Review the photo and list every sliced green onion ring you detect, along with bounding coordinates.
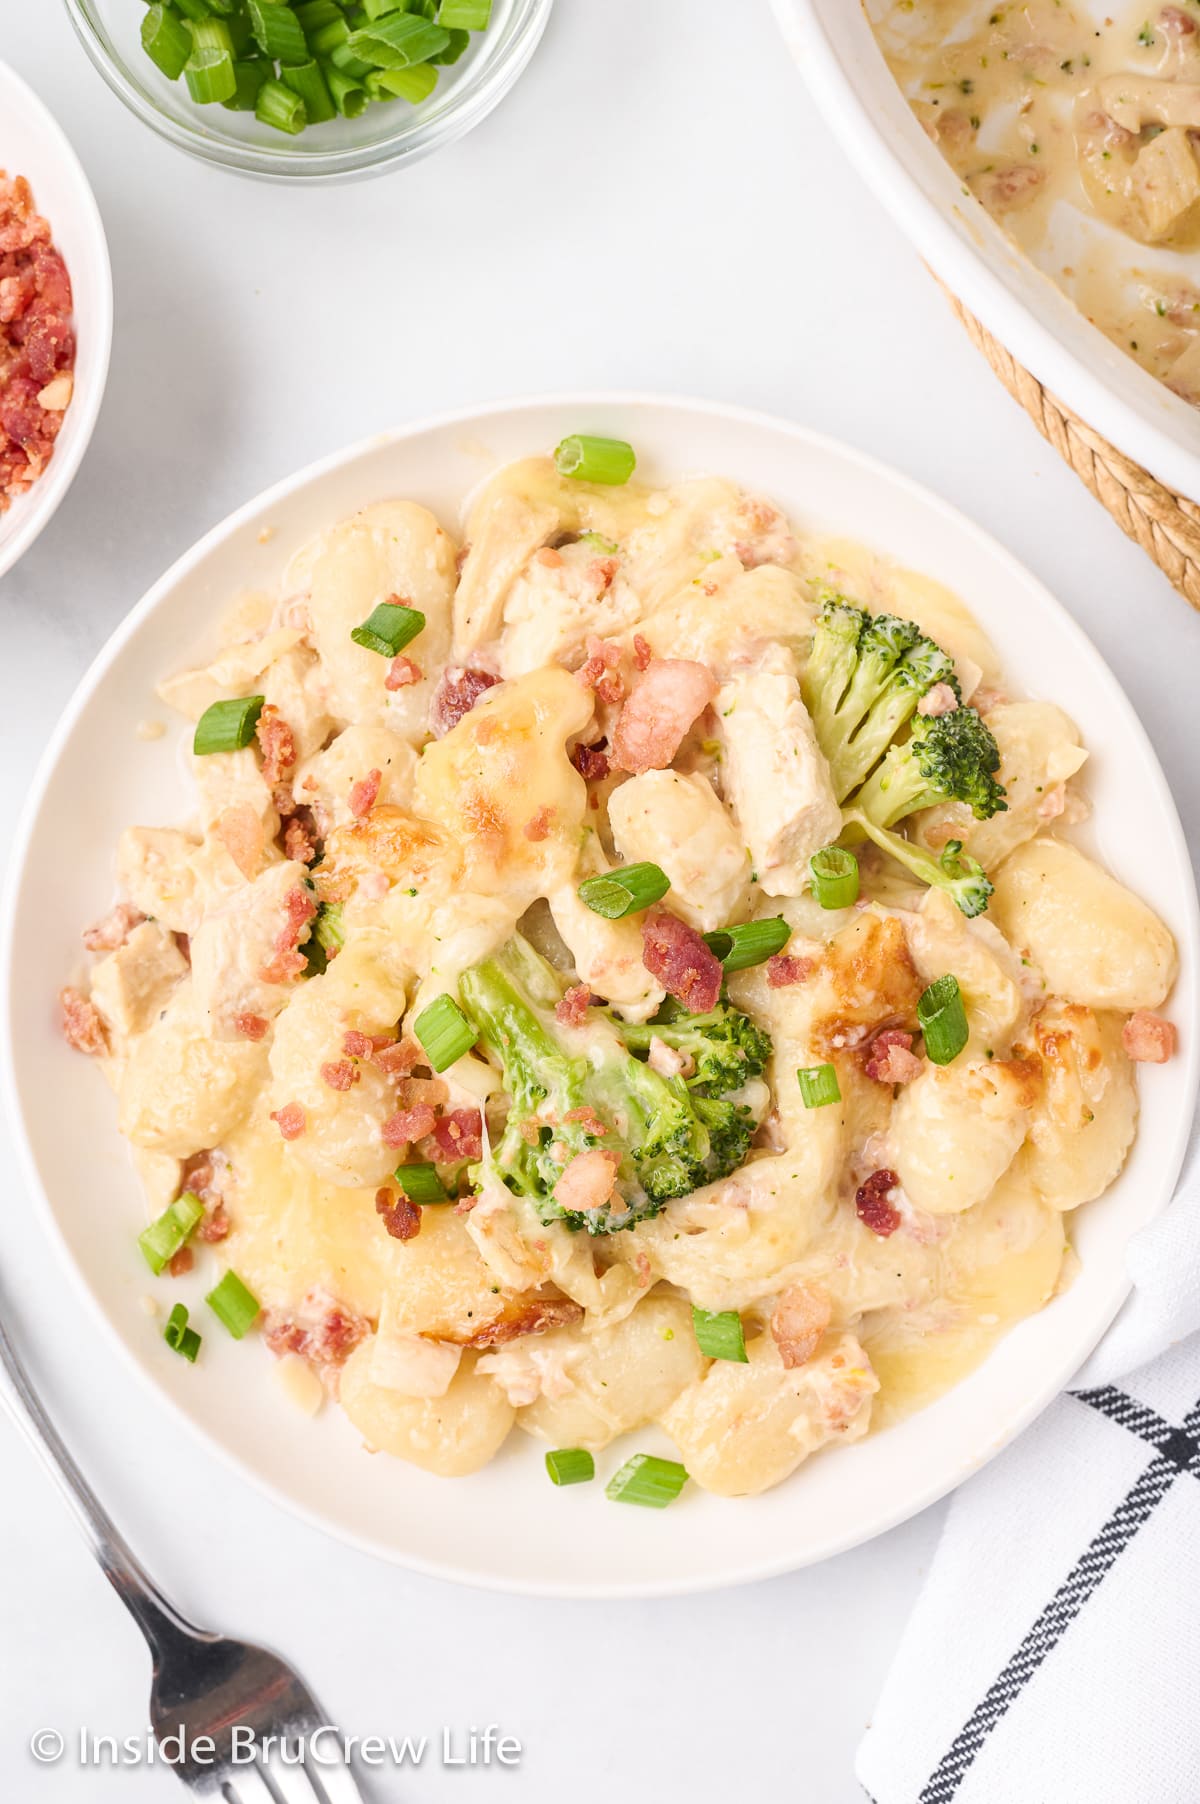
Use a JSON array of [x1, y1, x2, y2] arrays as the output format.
[[193, 694, 265, 756], [439, 0, 492, 26], [702, 917, 790, 973], [554, 435, 637, 486], [141, 6, 193, 79], [578, 862, 669, 920], [797, 1063, 841, 1109], [350, 600, 425, 658], [138, 1193, 205, 1276], [256, 75, 307, 132], [413, 994, 476, 1072], [691, 1306, 749, 1363], [346, 15, 451, 65], [164, 1304, 201, 1363], [206, 1270, 261, 1340], [185, 46, 237, 104], [395, 1162, 448, 1204], [918, 974, 969, 1066], [545, 1448, 595, 1486], [606, 1453, 689, 1508], [282, 58, 336, 123], [809, 845, 859, 909]]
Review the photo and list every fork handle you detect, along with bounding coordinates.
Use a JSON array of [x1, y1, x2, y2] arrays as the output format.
[[0, 1309, 202, 1656]]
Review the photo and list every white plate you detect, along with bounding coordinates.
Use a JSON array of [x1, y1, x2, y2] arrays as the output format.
[[771, 0, 1200, 507], [3, 395, 1196, 1596], [0, 61, 112, 583]]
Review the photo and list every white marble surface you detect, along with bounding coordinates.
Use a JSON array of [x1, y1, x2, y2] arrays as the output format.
[[1, 1, 1197, 1798]]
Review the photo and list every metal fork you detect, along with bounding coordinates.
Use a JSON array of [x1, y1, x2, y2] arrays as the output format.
[[0, 1310, 366, 1803]]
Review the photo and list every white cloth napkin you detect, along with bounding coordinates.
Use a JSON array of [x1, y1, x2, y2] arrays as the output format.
[[857, 1109, 1200, 1804]]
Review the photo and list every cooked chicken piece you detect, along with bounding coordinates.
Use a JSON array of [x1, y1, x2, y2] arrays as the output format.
[[190, 861, 316, 1040], [89, 921, 189, 1041], [453, 490, 560, 655], [1097, 74, 1200, 134], [116, 826, 202, 934], [497, 540, 642, 679], [1132, 126, 1200, 239]]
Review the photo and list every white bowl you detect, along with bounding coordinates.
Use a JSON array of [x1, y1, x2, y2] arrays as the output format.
[[0, 60, 111, 582], [3, 395, 1196, 1596], [771, 0, 1200, 506]]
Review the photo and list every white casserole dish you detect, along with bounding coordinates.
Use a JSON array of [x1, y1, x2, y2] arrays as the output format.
[[771, 0, 1200, 506], [3, 394, 1196, 1596]]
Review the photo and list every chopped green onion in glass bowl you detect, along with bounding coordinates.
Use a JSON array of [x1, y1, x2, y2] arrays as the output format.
[[64, 0, 552, 182]]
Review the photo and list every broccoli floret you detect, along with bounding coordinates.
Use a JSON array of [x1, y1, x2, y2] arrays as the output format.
[[801, 594, 960, 803], [617, 1006, 772, 1096], [458, 937, 771, 1235], [852, 706, 1007, 828], [841, 812, 994, 918]]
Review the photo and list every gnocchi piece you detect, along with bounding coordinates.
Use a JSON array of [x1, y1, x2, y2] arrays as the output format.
[[115, 827, 202, 935], [634, 563, 813, 673], [497, 539, 644, 679], [89, 921, 189, 1041], [903, 888, 1026, 1057], [155, 627, 304, 722], [658, 1331, 878, 1496], [190, 861, 316, 1040], [1021, 1001, 1138, 1211], [918, 701, 1088, 872], [607, 769, 750, 932], [547, 862, 665, 1023], [891, 1057, 1038, 1216], [293, 723, 417, 834], [118, 981, 269, 1157], [340, 1344, 515, 1476], [990, 838, 1178, 1012]]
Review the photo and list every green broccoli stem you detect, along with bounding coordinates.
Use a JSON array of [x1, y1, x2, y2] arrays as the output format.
[[851, 744, 939, 830], [841, 808, 993, 918]]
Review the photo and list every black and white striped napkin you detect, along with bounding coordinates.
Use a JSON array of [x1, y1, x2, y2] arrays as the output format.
[[858, 1112, 1200, 1804]]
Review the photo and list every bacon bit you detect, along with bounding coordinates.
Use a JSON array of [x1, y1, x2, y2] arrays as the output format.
[[767, 953, 814, 988], [373, 1036, 422, 1077], [462, 1295, 585, 1349], [1161, 6, 1196, 38], [217, 802, 265, 881], [647, 1035, 694, 1078], [641, 909, 723, 1013], [375, 1186, 421, 1241], [257, 884, 318, 985], [632, 633, 653, 672], [1037, 784, 1067, 821], [975, 163, 1043, 213], [60, 986, 108, 1055], [523, 805, 555, 842], [570, 739, 610, 781], [555, 984, 591, 1028], [197, 1202, 230, 1244], [611, 658, 717, 774], [234, 1012, 270, 1042], [342, 1030, 375, 1060], [433, 1109, 483, 1162], [381, 1104, 438, 1149], [553, 1148, 620, 1215], [82, 902, 144, 952], [770, 1284, 832, 1370], [430, 667, 499, 737], [384, 653, 422, 690], [283, 814, 317, 866], [1122, 1011, 1177, 1064], [534, 546, 563, 568], [864, 1028, 923, 1085], [855, 1169, 901, 1238], [263, 1295, 367, 1369], [349, 767, 382, 820], [270, 1102, 307, 1141], [255, 703, 296, 788], [168, 1246, 194, 1278], [917, 682, 959, 719], [179, 1150, 224, 1207], [564, 1105, 609, 1135], [0, 176, 74, 509], [576, 634, 625, 705], [320, 1060, 358, 1092]]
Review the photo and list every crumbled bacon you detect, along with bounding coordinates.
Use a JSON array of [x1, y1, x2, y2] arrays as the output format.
[[384, 654, 422, 690], [1161, 6, 1196, 38], [767, 953, 814, 988], [974, 163, 1044, 213], [373, 1036, 422, 1077], [342, 1030, 375, 1060], [197, 1202, 230, 1244], [375, 1186, 421, 1241], [0, 175, 74, 509], [264, 1293, 367, 1369], [432, 1109, 483, 1162], [168, 1246, 194, 1278], [632, 633, 652, 671], [82, 902, 144, 952], [564, 1105, 609, 1135], [257, 885, 317, 985], [320, 1060, 358, 1092], [641, 909, 723, 1013], [234, 1013, 270, 1042], [255, 703, 296, 788], [917, 682, 959, 719], [381, 1104, 438, 1149], [60, 986, 107, 1055], [283, 814, 317, 866], [553, 1148, 620, 1215], [576, 635, 625, 705], [524, 805, 555, 842], [348, 767, 382, 820], [463, 1295, 585, 1349], [855, 1169, 901, 1237], [570, 740, 610, 781], [270, 1102, 307, 1140], [555, 984, 591, 1028], [647, 1035, 693, 1078], [534, 546, 563, 568], [770, 1284, 832, 1370], [1122, 1011, 1177, 1064], [430, 666, 498, 737], [864, 1028, 922, 1085], [588, 555, 619, 592], [611, 658, 717, 773], [179, 1150, 226, 1208]]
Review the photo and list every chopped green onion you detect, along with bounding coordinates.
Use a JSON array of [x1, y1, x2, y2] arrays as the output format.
[[256, 76, 308, 131], [362, 0, 406, 16], [248, 0, 310, 62], [413, 994, 476, 1071], [330, 38, 374, 75], [918, 974, 969, 1066], [174, 0, 213, 21], [193, 694, 265, 755], [282, 57, 336, 121], [702, 916, 790, 973], [185, 45, 237, 103], [205, 1270, 261, 1340], [691, 1306, 748, 1363], [295, 0, 344, 29], [367, 63, 438, 100], [323, 59, 369, 113], [164, 1303, 201, 1363], [395, 1162, 447, 1203], [350, 601, 425, 657], [347, 15, 451, 64], [431, 27, 469, 63], [578, 862, 669, 920], [439, 0, 492, 26], [606, 1453, 689, 1509], [223, 57, 270, 109], [578, 530, 619, 554], [225, 9, 255, 57], [554, 435, 637, 486], [138, 1193, 205, 1276], [308, 15, 351, 56], [188, 16, 235, 57], [545, 1448, 594, 1486], [809, 845, 859, 909], [141, 6, 193, 79], [797, 1063, 841, 1108]]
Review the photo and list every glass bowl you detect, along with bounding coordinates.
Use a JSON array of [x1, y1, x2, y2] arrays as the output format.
[[63, 0, 552, 182]]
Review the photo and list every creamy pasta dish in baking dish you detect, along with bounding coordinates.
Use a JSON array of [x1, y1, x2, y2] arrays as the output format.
[[872, 0, 1200, 405], [60, 440, 1179, 1501]]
